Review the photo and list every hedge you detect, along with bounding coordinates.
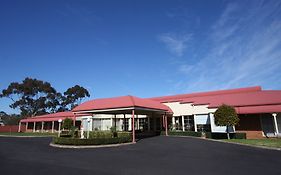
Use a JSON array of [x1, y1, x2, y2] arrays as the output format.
[[88, 131, 113, 139], [205, 132, 246, 139], [53, 136, 132, 145], [161, 131, 202, 137], [87, 131, 131, 139]]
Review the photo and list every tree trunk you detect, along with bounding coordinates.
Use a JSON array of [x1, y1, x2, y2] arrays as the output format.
[[226, 125, 230, 139]]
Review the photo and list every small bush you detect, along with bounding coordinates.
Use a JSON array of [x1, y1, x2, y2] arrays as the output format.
[[62, 118, 73, 130], [117, 132, 131, 138], [233, 132, 246, 139], [162, 131, 202, 137], [88, 131, 113, 139], [205, 132, 246, 139], [53, 136, 132, 145]]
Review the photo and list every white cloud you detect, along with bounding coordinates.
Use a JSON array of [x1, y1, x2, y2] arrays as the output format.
[[158, 33, 192, 57], [174, 0, 281, 92]]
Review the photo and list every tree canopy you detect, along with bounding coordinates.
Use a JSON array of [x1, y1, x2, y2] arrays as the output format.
[[0, 111, 22, 125], [0, 78, 59, 117], [214, 104, 239, 139], [62, 85, 90, 110], [0, 77, 91, 117], [214, 104, 239, 127]]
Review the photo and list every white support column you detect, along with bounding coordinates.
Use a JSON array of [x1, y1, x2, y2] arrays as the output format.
[[148, 116, 151, 131], [41, 122, 44, 133], [51, 121, 54, 133], [33, 122, 36, 132], [172, 116, 175, 130], [25, 122, 28, 131], [194, 115, 197, 132], [273, 113, 279, 134], [18, 122, 21, 132], [128, 117, 132, 131], [182, 116, 185, 131], [110, 117, 113, 129]]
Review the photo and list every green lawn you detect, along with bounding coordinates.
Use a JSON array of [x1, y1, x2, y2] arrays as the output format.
[[0, 132, 57, 137], [224, 139, 281, 148]]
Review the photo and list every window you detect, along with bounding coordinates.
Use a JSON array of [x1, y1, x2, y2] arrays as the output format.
[[93, 119, 101, 131], [184, 115, 194, 131], [197, 124, 211, 132], [123, 118, 129, 131], [138, 118, 148, 131]]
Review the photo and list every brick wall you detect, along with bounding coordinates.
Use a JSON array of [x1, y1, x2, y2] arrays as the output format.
[[236, 114, 264, 139], [0, 125, 26, 132]]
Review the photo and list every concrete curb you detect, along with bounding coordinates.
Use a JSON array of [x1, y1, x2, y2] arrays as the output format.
[[49, 142, 135, 149], [166, 135, 281, 151]]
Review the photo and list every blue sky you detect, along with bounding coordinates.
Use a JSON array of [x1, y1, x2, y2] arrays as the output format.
[[1, 0, 281, 114]]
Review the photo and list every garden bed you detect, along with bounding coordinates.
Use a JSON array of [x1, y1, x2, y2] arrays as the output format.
[[205, 132, 246, 139], [53, 131, 132, 146], [53, 136, 132, 145]]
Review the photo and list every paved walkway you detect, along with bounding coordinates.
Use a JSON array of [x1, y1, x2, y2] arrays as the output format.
[[1, 136, 281, 175]]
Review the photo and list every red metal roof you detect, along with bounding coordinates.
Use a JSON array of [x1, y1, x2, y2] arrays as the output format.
[[149, 86, 262, 103], [149, 86, 281, 114], [235, 105, 281, 114], [72, 95, 172, 113], [184, 90, 281, 108], [20, 111, 86, 123]]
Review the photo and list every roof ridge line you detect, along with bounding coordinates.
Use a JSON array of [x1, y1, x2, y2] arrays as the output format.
[[128, 95, 136, 107]]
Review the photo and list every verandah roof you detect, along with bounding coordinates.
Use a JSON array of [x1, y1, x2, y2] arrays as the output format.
[[72, 95, 173, 114], [20, 112, 86, 122]]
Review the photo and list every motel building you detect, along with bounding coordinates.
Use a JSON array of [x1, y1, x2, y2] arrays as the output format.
[[19, 86, 281, 139]]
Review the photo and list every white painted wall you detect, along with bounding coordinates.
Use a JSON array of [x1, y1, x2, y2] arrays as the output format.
[[209, 113, 234, 133], [163, 101, 236, 133], [163, 102, 194, 116], [163, 102, 216, 116]]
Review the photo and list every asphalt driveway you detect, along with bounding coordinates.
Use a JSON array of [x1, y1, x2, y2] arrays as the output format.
[[0, 136, 281, 175]]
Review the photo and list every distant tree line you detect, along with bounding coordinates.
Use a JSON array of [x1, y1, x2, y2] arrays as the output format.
[[0, 77, 91, 123]]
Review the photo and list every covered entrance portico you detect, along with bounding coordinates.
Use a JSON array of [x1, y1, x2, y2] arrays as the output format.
[[72, 95, 173, 143]]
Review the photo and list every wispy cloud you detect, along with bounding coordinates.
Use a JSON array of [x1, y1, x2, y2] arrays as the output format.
[[172, 0, 281, 92], [158, 33, 192, 57]]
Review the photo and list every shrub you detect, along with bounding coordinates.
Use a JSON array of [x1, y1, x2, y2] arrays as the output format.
[[52, 136, 132, 145], [110, 126, 118, 138], [117, 132, 131, 138], [69, 126, 79, 138], [205, 132, 246, 139], [162, 131, 202, 137], [62, 118, 73, 130], [88, 131, 113, 139], [233, 132, 246, 139]]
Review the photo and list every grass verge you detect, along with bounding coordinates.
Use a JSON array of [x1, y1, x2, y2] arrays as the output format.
[[0, 132, 56, 137], [223, 139, 281, 148]]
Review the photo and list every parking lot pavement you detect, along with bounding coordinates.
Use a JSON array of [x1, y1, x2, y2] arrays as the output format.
[[1, 136, 281, 175]]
